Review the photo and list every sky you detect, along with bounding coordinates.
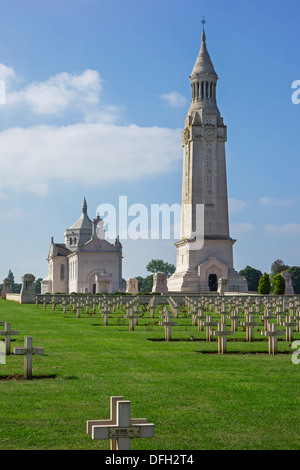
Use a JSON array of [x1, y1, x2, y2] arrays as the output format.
[[0, 0, 299, 284]]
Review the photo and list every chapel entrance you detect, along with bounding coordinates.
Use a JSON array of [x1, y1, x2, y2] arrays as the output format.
[[208, 274, 218, 292]]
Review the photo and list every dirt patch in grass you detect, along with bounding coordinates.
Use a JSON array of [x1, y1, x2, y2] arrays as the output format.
[[0, 374, 58, 381]]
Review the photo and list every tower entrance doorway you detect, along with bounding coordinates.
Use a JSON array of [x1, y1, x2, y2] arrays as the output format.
[[208, 274, 218, 292]]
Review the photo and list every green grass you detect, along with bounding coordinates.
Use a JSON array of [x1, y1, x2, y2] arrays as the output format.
[[0, 298, 299, 450]]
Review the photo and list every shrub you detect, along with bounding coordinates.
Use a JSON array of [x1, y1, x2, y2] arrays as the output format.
[[273, 273, 285, 295], [258, 273, 271, 295]]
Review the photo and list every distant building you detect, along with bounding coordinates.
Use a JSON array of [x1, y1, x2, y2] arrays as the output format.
[[41, 198, 123, 294]]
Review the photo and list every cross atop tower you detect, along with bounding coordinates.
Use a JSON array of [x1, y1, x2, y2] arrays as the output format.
[[201, 16, 207, 30]]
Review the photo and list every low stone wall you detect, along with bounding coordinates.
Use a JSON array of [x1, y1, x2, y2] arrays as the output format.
[[5, 293, 22, 303]]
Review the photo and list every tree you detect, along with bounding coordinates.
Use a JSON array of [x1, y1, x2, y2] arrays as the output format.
[[146, 259, 175, 277], [258, 273, 271, 295], [273, 273, 285, 295], [270, 259, 290, 289], [288, 266, 300, 294], [7, 269, 14, 286], [239, 266, 263, 292], [35, 278, 43, 294], [271, 259, 290, 276], [135, 275, 154, 293]]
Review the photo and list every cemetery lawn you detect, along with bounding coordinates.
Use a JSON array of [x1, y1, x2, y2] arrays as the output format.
[[0, 298, 299, 450]]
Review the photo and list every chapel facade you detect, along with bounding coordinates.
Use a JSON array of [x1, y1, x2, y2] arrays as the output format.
[[41, 198, 123, 294]]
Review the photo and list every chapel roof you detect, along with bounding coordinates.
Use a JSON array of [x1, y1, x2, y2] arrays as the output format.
[[69, 197, 92, 231]]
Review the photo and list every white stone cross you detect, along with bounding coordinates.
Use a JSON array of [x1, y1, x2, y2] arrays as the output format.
[[228, 311, 241, 331], [90, 397, 154, 450], [213, 322, 234, 354], [159, 312, 177, 342], [87, 396, 148, 450], [241, 314, 259, 342], [0, 340, 5, 365], [125, 310, 140, 331], [260, 310, 274, 330], [294, 311, 300, 333], [0, 322, 19, 355], [194, 310, 206, 332], [102, 310, 109, 326], [14, 336, 44, 379], [203, 315, 218, 342], [261, 323, 284, 355], [282, 316, 297, 342]]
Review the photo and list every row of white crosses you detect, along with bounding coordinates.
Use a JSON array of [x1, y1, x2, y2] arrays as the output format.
[[87, 396, 154, 450], [0, 321, 43, 379], [181, 295, 300, 354]]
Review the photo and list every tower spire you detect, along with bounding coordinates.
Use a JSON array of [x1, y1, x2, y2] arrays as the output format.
[[82, 197, 87, 214]]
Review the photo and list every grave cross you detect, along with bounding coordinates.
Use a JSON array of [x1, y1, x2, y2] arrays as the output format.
[[260, 310, 274, 330], [91, 397, 154, 450], [241, 314, 259, 342], [87, 396, 148, 450], [282, 316, 297, 342], [0, 322, 19, 355], [102, 310, 109, 326], [14, 336, 44, 379], [125, 309, 139, 331], [0, 340, 5, 364], [228, 311, 241, 331], [294, 311, 300, 333], [194, 310, 206, 332], [213, 323, 234, 354], [261, 323, 284, 355], [203, 315, 218, 342], [159, 313, 177, 342]]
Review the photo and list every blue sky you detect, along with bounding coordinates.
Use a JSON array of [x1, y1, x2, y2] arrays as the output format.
[[0, 0, 299, 283]]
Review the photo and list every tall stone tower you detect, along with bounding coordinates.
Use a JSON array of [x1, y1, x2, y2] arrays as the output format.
[[167, 27, 248, 293]]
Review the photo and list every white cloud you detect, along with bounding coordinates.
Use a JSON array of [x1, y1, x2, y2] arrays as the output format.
[[7, 69, 103, 116], [0, 65, 182, 196], [160, 91, 188, 107], [229, 198, 246, 213], [263, 224, 300, 235], [260, 197, 293, 207], [0, 64, 18, 85], [0, 123, 182, 196], [231, 222, 254, 234]]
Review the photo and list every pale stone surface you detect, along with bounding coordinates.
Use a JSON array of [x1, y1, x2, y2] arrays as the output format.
[[0, 322, 19, 355], [90, 397, 154, 450], [1, 278, 13, 299], [20, 274, 36, 304], [261, 323, 284, 355], [126, 278, 139, 294], [14, 336, 44, 379], [41, 199, 123, 294], [168, 29, 248, 294], [218, 277, 229, 294], [152, 272, 168, 294], [281, 272, 294, 295]]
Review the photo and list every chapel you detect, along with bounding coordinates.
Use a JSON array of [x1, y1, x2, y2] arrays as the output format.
[[41, 198, 123, 294]]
